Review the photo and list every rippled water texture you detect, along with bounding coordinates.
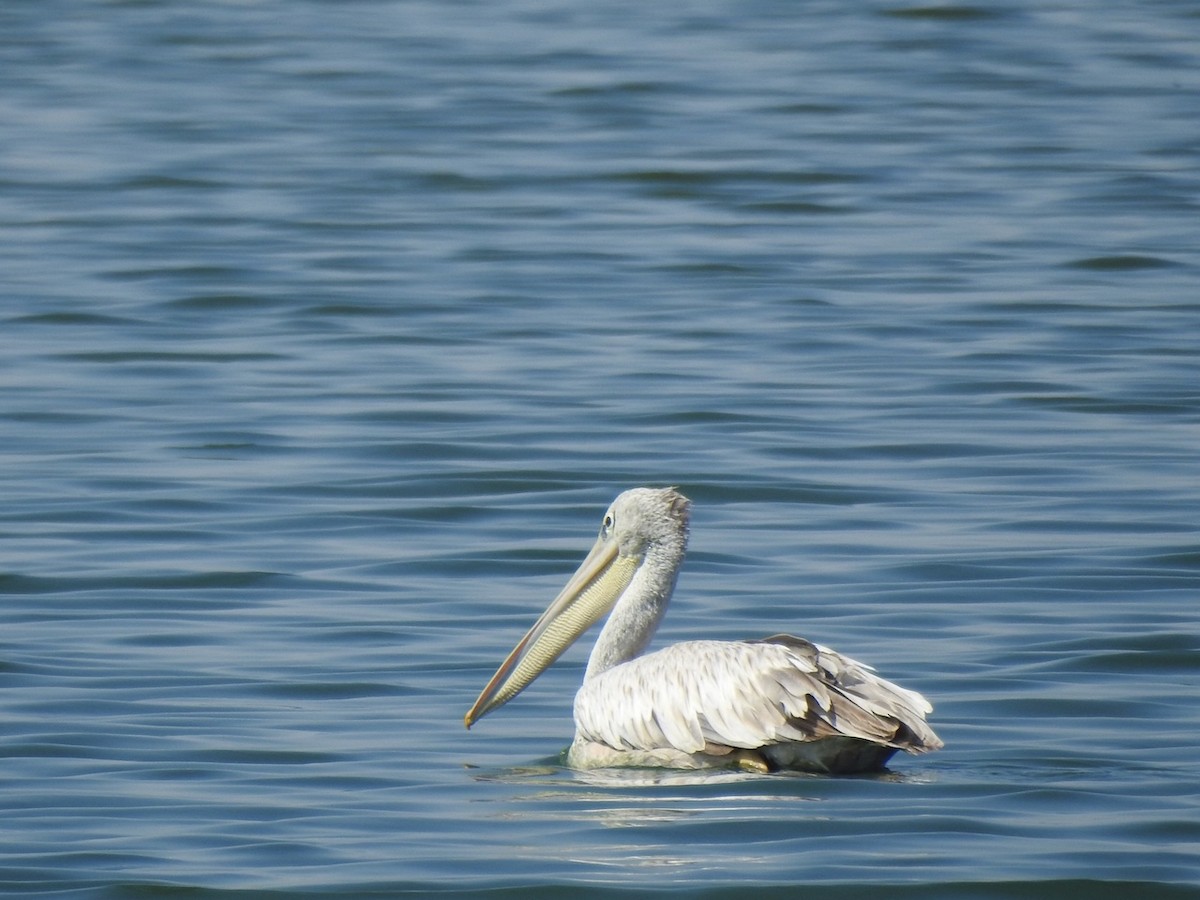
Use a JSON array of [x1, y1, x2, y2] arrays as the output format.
[[2, 1, 1199, 897]]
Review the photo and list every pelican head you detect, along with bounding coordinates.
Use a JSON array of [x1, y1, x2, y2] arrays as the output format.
[[464, 487, 691, 728]]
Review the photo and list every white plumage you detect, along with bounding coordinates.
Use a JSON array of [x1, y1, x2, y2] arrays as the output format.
[[466, 487, 943, 774], [572, 637, 940, 772]]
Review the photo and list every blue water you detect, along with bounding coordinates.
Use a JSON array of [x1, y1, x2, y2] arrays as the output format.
[[3, 1, 1199, 897]]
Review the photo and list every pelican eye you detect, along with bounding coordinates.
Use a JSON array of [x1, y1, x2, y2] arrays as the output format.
[[601, 512, 614, 537]]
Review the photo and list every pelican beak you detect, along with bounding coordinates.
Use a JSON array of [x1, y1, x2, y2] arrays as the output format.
[[464, 532, 640, 728]]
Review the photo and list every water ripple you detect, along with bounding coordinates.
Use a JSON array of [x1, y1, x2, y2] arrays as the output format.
[[2, 0, 1199, 897]]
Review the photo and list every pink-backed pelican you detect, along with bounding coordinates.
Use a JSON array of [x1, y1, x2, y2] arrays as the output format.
[[464, 487, 943, 774]]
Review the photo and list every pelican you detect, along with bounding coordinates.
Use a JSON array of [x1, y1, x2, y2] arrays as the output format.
[[464, 487, 943, 774]]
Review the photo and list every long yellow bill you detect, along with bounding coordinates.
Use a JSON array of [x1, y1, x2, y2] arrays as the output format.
[[464, 535, 639, 728]]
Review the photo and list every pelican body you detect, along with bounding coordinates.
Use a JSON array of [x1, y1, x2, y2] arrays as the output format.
[[465, 488, 942, 774]]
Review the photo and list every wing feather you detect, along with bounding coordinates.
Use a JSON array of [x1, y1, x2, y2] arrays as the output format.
[[574, 637, 942, 756]]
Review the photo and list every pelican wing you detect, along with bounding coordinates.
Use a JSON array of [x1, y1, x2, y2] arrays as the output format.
[[573, 636, 942, 756]]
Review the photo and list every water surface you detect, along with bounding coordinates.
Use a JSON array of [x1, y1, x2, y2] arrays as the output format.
[[2, 1, 1199, 897]]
